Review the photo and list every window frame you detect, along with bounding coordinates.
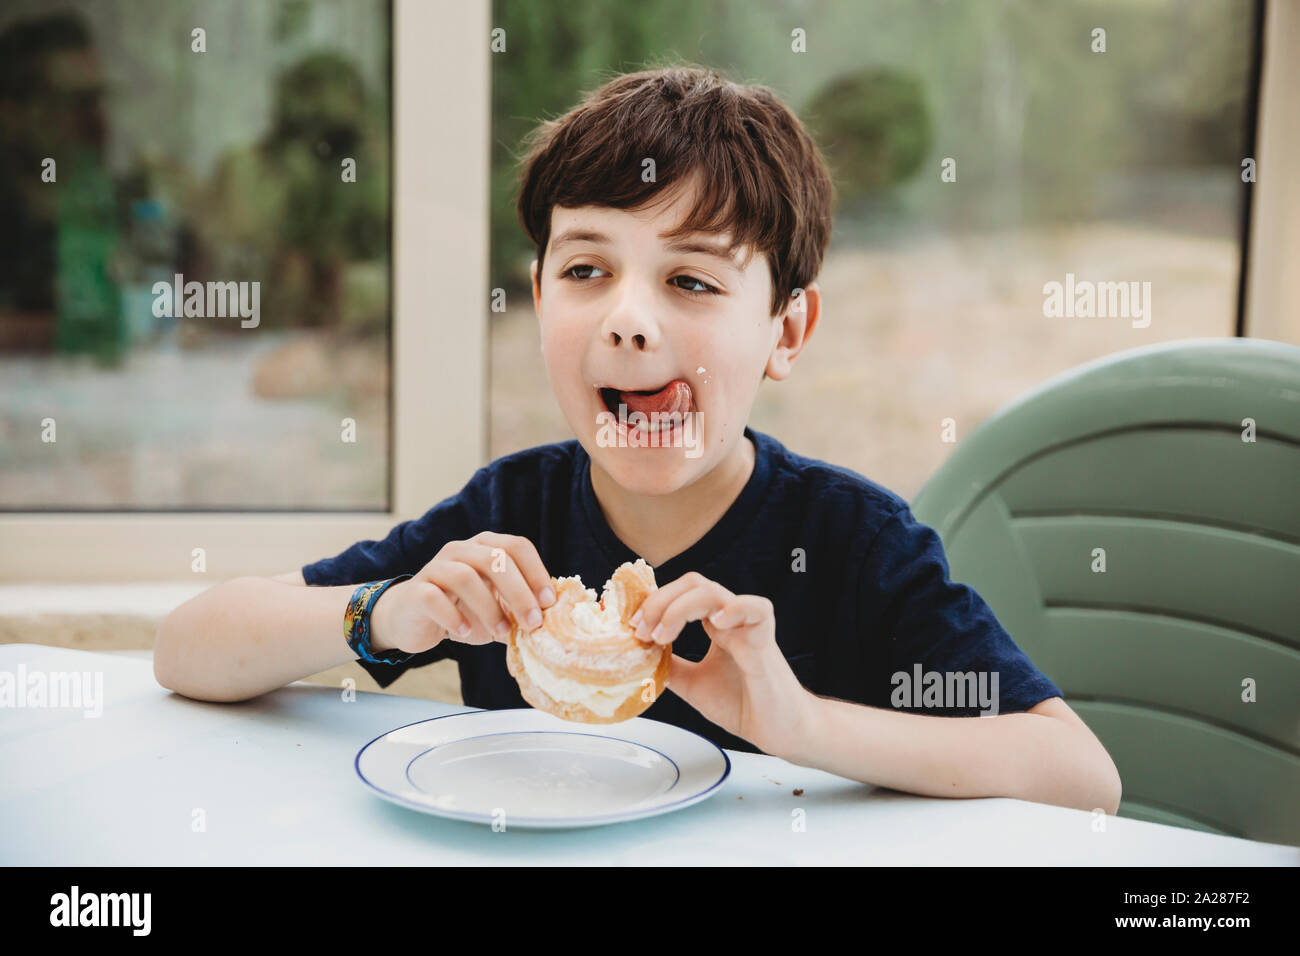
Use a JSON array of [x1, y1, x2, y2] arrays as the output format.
[[1243, 0, 1300, 342], [0, 0, 489, 582]]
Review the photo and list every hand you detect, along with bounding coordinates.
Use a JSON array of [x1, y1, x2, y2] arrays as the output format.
[[371, 532, 556, 655], [631, 571, 813, 758]]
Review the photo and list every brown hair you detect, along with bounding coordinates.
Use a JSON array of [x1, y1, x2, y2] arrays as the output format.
[[516, 64, 834, 318]]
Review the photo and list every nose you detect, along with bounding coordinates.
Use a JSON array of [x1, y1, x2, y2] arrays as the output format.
[[599, 283, 662, 351]]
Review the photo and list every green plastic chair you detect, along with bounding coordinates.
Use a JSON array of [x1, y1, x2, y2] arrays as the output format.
[[911, 337, 1300, 846]]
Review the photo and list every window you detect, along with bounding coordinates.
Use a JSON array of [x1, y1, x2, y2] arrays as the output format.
[[0, 0, 393, 510], [488, 0, 1273, 502], [0, 0, 488, 579]]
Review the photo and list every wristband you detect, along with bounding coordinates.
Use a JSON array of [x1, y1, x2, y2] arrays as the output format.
[[345, 574, 414, 664]]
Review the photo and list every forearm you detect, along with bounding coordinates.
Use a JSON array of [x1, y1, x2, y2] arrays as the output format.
[[153, 576, 360, 702], [783, 694, 1121, 814]]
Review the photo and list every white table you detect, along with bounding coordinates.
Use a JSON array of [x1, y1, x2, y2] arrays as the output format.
[[2, 644, 1296, 865]]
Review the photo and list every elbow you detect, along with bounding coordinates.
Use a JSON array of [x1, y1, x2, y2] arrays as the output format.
[[152, 608, 208, 698], [152, 597, 263, 704], [1098, 750, 1123, 817], [1068, 731, 1121, 816], [1022, 720, 1123, 816], [152, 579, 243, 700], [152, 613, 201, 697], [153, 616, 178, 691]]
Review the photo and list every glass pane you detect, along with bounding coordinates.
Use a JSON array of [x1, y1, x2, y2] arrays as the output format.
[[489, 0, 1255, 501], [0, 0, 392, 510]]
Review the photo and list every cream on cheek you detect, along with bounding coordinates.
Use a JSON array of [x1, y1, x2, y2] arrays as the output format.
[[695, 314, 767, 428]]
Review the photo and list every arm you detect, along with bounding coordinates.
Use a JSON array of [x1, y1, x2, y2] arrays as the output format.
[[154, 530, 554, 703], [826, 505, 1121, 813], [631, 572, 1122, 815], [153, 570, 406, 703], [781, 692, 1122, 814], [155, 475, 527, 702]]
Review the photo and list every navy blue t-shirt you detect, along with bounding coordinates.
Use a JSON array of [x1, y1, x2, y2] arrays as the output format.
[[303, 426, 1063, 754]]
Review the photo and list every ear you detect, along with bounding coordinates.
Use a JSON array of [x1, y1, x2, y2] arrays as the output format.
[[530, 259, 541, 316], [764, 281, 821, 382]]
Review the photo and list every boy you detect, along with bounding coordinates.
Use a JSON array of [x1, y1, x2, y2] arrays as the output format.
[[155, 66, 1121, 815]]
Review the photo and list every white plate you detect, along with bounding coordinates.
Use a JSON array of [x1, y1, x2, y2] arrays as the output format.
[[355, 708, 731, 828]]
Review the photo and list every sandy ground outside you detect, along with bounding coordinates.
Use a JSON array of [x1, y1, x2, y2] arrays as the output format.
[[491, 222, 1238, 502], [0, 330, 388, 509]]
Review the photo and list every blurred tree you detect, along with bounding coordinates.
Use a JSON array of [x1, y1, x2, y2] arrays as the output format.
[[803, 68, 932, 211], [490, 0, 715, 300], [0, 10, 124, 360], [488, 0, 1252, 282], [201, 50, 389, 330]]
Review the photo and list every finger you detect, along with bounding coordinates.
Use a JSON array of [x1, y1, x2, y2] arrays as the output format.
[[475, 532, 555, 607], [427, 557, 513, 641], [459, 617, 500, 645], [444, 541, 541, 635], [418, 582, 472, 642], [480, 546, 544, 632], [631, 571, 710, 635], [640, 581, 734, 645], [706, 594, 771, 630], [446, 589, 500, 645]]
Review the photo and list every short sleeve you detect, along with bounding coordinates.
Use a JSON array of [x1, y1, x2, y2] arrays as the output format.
[[861, 504, 1063, 716], [302, 467, 489, 588], [301, 468, 490, 687]]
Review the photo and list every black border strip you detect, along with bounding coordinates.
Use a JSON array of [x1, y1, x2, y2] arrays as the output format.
[[385, 0, 395, 513], [1236, 0, 1267, 338]]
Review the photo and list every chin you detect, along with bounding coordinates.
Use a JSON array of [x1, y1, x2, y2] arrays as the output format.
[[570, 385, 712, 490], [591, 443, 702, 495]]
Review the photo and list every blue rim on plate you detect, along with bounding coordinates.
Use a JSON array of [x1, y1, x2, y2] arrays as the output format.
[[355, 709, 732, 828]]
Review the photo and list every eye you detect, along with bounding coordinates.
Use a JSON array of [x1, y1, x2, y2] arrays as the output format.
[[672, 274, 722, 297], [561, 263, 609, 282]]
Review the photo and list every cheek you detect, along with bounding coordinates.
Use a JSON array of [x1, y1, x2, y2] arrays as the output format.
[[699, 323, 765, 386], [539, 323, 587, 388]]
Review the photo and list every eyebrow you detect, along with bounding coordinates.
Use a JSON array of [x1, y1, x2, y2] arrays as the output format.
[[549, 228, 741, 269]]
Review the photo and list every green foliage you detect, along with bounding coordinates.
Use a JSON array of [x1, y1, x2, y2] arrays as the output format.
[[489, 0, 716, 294], [490, 0, 1252, 283], [803, 68, 932, 208]]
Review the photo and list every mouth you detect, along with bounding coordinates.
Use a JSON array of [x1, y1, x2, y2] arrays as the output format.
[[598, 380, 694, 413], [596, 379, 695, 435]]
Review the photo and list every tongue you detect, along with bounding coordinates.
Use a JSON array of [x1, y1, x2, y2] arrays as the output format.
[[619, 380, 692, 418]]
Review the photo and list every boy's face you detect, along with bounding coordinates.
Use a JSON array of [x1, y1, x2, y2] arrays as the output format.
[[530, 176, 810, 497]]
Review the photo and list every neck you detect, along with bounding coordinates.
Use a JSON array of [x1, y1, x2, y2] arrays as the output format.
[[589, 433, 756, 568]]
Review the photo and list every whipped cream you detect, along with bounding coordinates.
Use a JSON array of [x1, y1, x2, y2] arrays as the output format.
[[556, 567, 643, 639], [569, 592, 626, 638], [518, 642, 648, 718]]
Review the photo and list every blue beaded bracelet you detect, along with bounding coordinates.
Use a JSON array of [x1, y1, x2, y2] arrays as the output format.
[[344, 574, 414, 664]]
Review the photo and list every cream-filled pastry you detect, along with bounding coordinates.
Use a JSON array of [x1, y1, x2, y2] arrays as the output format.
[[503, 559, 668, 723]]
